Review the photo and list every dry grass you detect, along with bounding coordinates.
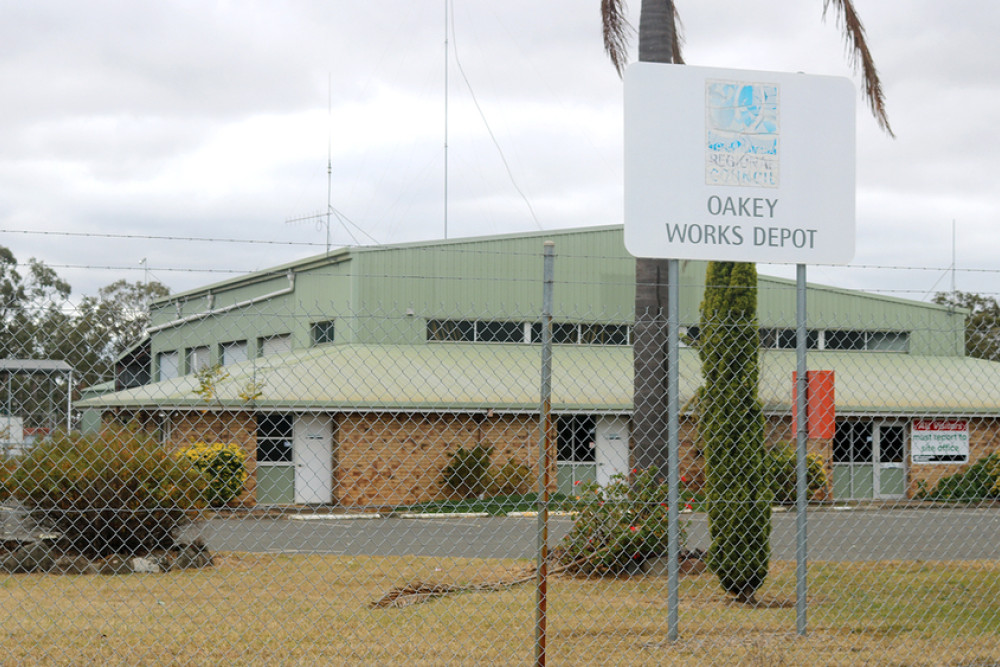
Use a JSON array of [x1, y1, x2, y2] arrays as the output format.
[[2, 555, 998, 665]]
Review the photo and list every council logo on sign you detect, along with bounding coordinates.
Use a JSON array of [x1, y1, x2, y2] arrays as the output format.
[[706, 80, 779, 189]]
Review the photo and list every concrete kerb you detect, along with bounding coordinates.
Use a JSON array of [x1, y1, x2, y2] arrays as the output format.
[[210, 499, 992, 522]]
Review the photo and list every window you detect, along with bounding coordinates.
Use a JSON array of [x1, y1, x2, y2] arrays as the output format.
[[557, 415, 596, 463], [311, 321, 335, 346], [186, 346, 210, 374], [824, 330, 908, 352], [478, 320, 524, 343], [531, 322, 632, 346], [427, 319, 474, 342], [158, 351, 179, 381], [428, 319, 633, 346], [759, 328, 820, 350], [580, 323, 629, 346], [685, 326, 908, 351], [221, 340, 248, 366], [550, 322, 580, 344], [833, 421, 873, 464], [682, 326, 700, 347], [867, 331, 908, 352], [260, 334, 292, 357], [825, 330, 867, 351], [256, 413, 293, 463]]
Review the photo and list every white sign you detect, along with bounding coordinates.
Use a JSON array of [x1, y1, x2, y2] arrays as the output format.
[[911, 420, 969, 464], [624, 62, 856, 263]]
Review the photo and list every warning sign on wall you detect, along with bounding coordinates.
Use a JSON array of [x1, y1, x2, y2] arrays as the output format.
[[911, 420, 969, 464]]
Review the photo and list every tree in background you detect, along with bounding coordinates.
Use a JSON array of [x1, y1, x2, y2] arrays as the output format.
[[75, 279, 171, 382], [0, 245, 169, 427], [1, 248, 73, 358], [933, 291, 1000, 361]]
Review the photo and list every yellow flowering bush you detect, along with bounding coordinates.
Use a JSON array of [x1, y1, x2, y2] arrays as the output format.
[[178, 441, 248, 506]]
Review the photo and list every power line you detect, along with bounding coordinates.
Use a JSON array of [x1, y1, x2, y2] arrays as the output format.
[[31, 263, 247, 275], [0, 228, 327, 247]]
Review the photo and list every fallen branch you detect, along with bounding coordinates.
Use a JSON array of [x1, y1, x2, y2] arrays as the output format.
[[369, 557, 586, 609]]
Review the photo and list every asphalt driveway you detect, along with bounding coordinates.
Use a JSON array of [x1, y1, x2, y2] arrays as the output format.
[[187, 506, 1000, 562]]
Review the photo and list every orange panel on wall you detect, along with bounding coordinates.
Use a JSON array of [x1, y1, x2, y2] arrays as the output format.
[[791, 370, 835, 439]]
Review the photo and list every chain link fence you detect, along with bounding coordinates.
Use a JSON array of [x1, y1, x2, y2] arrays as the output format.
[[2, 238, 999, 665]]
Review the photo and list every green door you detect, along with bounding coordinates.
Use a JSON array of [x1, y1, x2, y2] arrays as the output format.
[[833, 421, 874, 500]]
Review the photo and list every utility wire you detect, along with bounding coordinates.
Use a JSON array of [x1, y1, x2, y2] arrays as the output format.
[[449, 2, 542, 231], [0, 228, 328, 247]]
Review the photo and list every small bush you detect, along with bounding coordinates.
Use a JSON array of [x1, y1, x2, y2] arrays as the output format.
[[926, 452, 1000, 502], [0, 459, 17, 502], [489, 460, 534, 496], [441, 445, 493, 498], [766, 442, 829, 503], [177, 441, 248, 506], [5, 425, 208, 556], [559, 467, 690, 576]]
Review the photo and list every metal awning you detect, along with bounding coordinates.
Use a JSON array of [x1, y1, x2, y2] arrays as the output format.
[[0, 359, 74, 374]]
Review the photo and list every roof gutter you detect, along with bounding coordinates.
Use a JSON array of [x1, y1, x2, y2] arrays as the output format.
[[147, 270, 295, 334]]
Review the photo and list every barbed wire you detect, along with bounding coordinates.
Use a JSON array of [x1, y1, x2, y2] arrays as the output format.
[[4, 227, 1000, 275], [0, 228, 327, 247]]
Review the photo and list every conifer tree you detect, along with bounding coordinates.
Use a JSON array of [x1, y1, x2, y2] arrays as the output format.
[[698, 260, 770, 602]]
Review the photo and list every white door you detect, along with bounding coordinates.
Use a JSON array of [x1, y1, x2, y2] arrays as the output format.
[[293, 414, 333, 504], [595, 416, 630, 486]]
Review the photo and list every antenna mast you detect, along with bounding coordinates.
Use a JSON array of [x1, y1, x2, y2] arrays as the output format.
[[285, 74, 380, 251], [325, 72, 333, 254], [444, 0, 449, 239]]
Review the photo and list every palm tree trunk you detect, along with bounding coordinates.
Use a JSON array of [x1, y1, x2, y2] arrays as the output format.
[[638, 0, 676, 63], [632, 0, 674, 470]]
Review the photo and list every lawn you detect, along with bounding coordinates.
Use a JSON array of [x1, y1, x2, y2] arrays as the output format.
[[2, 555, 998, 665]]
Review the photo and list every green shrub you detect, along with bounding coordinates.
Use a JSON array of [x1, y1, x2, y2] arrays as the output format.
[[766, 442, 829, 503], [441, 445, 493, 498], [489, 460, 534, 496], [559, 467, 690, 576], [0, 458, 17, 501], [926, 452, 1000, 502], [177, 441, 248, 506], [5, 425, 208, 556]]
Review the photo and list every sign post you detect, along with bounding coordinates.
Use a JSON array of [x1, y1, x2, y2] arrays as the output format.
[[624, 62, 855, 639]]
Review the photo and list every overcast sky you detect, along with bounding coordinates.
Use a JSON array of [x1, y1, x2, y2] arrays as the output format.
[[2, 1, 998, 301]]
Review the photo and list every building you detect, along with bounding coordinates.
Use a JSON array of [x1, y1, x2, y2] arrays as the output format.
[[79, 226, 999, 506]]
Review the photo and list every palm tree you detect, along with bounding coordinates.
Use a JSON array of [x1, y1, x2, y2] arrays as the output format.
[[603, 0, 893, 599], [602, 0, 892, 133]]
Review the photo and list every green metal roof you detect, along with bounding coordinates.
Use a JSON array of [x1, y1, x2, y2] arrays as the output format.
[[78, 344, 1000, 416]]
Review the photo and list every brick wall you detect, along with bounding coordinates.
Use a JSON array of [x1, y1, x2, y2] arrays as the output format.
[[165, 410, 258, 506], [335, 412, 545, 507]]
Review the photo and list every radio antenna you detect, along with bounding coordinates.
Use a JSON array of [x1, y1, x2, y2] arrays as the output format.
[[286, 73, 378, 251]]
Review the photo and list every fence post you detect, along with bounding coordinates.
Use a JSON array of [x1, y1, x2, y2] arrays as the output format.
[[535, 241, 555, 666]]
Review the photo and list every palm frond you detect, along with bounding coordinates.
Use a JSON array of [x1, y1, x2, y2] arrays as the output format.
[[601, 0, 634, 76], [671, 5, 685, 65], [823, 0, 894, 137]]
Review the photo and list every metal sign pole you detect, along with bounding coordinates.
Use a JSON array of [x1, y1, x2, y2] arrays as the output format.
[[667, 259, 680, 641], [795, 263, 809, 635]]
